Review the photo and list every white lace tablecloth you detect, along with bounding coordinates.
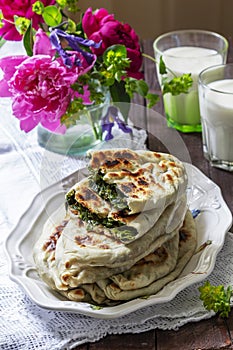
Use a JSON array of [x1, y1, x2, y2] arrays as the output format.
[[1, 98, 233, 350]]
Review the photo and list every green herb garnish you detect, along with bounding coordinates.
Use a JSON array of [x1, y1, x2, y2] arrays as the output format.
[[143, 54, 193, 97], [161, 73, 193, 96], [159, 56, 193, 96], [199, 281, 232, 318], [90, 304, 103, 310]]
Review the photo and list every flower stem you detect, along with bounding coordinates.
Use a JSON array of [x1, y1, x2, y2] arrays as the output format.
[[0, 37, 5, 48], [84, 110, 100, 140], [142, 53, 177, 77], [142, 52, 157, 63]]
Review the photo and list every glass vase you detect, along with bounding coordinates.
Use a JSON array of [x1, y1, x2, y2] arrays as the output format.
[[37, 93, 110, 156]]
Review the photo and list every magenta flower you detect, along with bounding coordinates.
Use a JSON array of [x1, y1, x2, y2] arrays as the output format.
[[0, 28, 99, 133], [6, 55, 78, 133], [82, 7, 143, 79], [0, 0, 55, 41]]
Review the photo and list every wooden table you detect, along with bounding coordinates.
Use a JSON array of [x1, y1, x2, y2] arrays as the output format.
[[75, 38, 233, 350]]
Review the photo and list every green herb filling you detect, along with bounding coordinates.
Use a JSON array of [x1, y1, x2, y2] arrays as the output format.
[[66, 189, 124, 228], [89, 169, 129, 212]]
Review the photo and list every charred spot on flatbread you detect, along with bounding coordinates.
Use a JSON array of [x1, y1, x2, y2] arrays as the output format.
[[89, 149, 139, 169], [43, 220, 68, 253]]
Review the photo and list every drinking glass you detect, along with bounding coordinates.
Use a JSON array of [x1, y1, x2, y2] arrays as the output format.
[[198, 63, 233, 171], [153, 30, 228, 132]]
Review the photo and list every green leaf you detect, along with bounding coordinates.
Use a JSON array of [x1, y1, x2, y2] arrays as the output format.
[[56, 0, 80, 13], [159, 56, 167, 75], [146, 93, 160, 108], [115, 70, 125, 82], [42, 6, 62, 27], [0, 10, 4, 29], [158, 56, 193, 96], [23, 23, 33, 56], [55, 0, 67, 9], [135, 79, 149, 97], [67, 18, 77, 33], [74, 15, 83, 34]]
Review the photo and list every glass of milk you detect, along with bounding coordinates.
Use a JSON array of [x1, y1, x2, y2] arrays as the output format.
[[198, 63, 233, 171], [153, 30, 228, 132]]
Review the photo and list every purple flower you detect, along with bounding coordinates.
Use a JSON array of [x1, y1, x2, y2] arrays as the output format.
[[49, 28, 101, 68], [34, 29, 96, 77], [101, 106, 132, 141]]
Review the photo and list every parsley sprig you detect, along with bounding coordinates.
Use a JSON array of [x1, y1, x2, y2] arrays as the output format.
[[199, 281, 233, 318]]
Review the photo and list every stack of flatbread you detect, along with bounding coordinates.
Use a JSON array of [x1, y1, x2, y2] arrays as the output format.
[[33, 149, 197, 306]]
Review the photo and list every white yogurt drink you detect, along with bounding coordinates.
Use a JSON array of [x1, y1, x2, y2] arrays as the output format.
[[199, 78, 233, 168], [153, 30, 228, 132], [159, 47, 223, 131]]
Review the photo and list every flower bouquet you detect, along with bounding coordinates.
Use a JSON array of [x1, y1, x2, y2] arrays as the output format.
[[0, 0, 192, 154], [0, 0, 161, 153]]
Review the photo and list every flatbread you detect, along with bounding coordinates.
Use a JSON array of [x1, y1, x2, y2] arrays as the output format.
[[55, 199, 186, 280], [108, 232, 180, 290], [33, 196, 187, 289], [59, 210, 197, 305], [86, 148, 188, 214], [96, 210, 197, 301]]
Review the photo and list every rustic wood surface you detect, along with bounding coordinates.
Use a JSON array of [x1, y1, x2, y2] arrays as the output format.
[[73, 38, 233, 350]]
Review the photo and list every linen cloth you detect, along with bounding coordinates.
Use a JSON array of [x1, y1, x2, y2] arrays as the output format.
[[1, 43, 233, 350]]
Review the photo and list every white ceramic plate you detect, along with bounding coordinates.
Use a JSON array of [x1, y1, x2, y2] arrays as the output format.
[[5, 163, 232, 319]]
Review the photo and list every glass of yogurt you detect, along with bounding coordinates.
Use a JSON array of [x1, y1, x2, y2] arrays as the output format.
[[153, 30, 228, 132], [198, 63, 233, 171]]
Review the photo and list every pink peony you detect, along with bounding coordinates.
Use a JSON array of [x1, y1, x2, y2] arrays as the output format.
[[0, 55, 78, 133], [0, 0, 55, 41], [82, 7, 143, 79], [0, 29, 96, 133]]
